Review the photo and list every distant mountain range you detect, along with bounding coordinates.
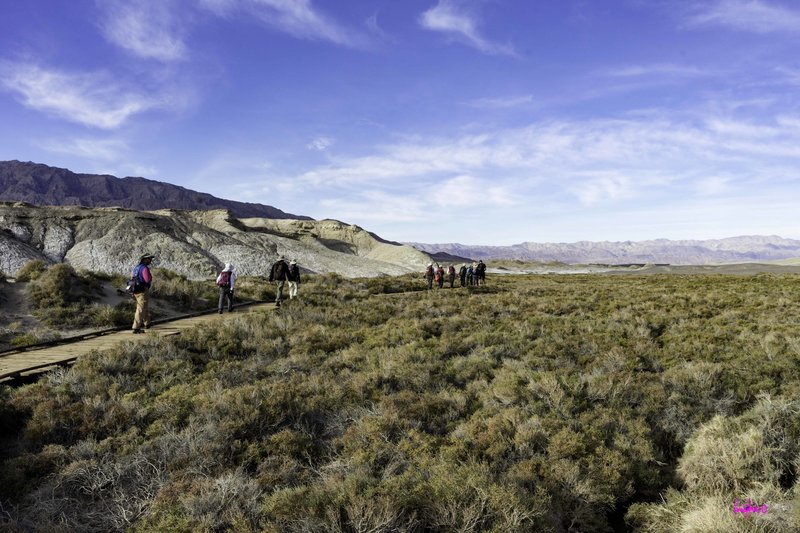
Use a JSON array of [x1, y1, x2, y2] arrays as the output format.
[[0, 160, 309, 220], [409, 236, 800, 265]]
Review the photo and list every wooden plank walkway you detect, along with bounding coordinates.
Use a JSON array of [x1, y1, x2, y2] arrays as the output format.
[[0, 302, 275, 382]]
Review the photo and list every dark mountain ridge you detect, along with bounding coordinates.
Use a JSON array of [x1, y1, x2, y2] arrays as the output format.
[[0, 160, 309, 220]]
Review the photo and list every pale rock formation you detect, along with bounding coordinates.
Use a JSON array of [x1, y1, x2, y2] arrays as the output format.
[[0, 204, 431, 278]]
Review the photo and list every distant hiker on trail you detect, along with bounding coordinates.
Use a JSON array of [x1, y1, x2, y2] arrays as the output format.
[[476, 260, 486, 285], [435, 265, 445, 289], [288, 260, 301, 300], [425, 263, 435, 290], [130, 253, 154, 334], [216, 263, 235, 313], [269, 255, 290, 307], [459, 264, 467, 287], [448, 264, 456, 288], [467, 263, 475, 286]]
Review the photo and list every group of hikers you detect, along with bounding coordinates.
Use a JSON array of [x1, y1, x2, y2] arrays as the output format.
[[128, 253, 302, 334], [128, 253, 487, 333], [424, 260, 486, 289]]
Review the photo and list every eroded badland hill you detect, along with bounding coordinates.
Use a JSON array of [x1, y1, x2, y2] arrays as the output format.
[[0, 203, 431, 278]]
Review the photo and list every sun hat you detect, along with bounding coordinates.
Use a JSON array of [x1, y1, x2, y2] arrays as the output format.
[[139, 253, 155, 262], [223, 263, 233, 272]]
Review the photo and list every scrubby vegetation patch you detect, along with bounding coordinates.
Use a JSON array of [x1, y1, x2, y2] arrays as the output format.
[[1, 274, 800, 531]]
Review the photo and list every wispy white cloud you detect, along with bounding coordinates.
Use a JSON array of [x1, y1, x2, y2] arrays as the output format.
[[97, 0, 188, 61], [283, 107, 800, 220], [307, 136, 334, 151], [689, 0, 800, 33], [607, 63, 707, 78], [320, 191, 427, 223], [568, 172, 634, 206], [198, 0, 369, 48], [467, 94, 535, 109], [252, 0, 366, 47], [40, 137, 128, 161], [433, 175, 516, 207], [420, 0, 516, 56], [0, 62, 158, 129], [694, 175, 732, 196]]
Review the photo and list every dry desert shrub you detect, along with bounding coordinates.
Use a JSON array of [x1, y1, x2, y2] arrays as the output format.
[[627, 396, 800, 532], [2, 273, 800, 531]]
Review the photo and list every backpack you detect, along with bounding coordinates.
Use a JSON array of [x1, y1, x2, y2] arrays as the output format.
[[217, 271, 231, 287], [126, 264, 146, 294]]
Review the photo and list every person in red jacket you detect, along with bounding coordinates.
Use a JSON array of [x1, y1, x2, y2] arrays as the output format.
[[435, 265, 445, 289]]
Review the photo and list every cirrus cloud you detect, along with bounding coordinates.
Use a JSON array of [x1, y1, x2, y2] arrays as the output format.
[[420, 0, 516, 56], [0, 62, 159, 129]]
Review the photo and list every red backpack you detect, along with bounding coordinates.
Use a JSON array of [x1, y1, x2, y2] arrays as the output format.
[[217, 271, 231, 287]]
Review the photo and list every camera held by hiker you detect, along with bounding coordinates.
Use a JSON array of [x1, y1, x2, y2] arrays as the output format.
[[216, 263, 235, 313]]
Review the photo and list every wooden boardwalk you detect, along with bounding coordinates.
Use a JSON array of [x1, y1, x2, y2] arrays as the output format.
[[0, 302, 275, 383]]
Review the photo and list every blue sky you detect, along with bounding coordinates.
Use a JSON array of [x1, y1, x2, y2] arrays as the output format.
[[1, 0, 799, 245]]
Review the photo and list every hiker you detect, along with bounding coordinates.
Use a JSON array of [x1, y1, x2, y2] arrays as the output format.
[[435, 265, 445, 289], [269, 255, 290, 307], [448, 264, 456, 288], [424, 263, 435, 290], [467, 263, 475, 286], [476, 260, 486, 285], [288, 260, 301, 299], [130, 253, 154, 333], [216, 263, 235, 313], [459, 264, 467, 287]]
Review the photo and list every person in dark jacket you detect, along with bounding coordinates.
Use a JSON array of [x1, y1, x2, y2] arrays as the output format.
[[424, 263, 434, 290], [476, 260, 486, 285], [459, 264, 467, 287], [288, 260, 301, 299], [467, 263, 475, 286], [269, 255, 290, 307], [131, 253, 154, 333], [448, 265, 456, 288]]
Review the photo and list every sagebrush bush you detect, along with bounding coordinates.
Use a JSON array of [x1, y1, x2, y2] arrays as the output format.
[[627, 396, 800, 532], [14, 259, 47, 282]]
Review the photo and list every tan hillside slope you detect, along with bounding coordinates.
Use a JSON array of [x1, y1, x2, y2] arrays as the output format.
[[0, 203, 431, 278]]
